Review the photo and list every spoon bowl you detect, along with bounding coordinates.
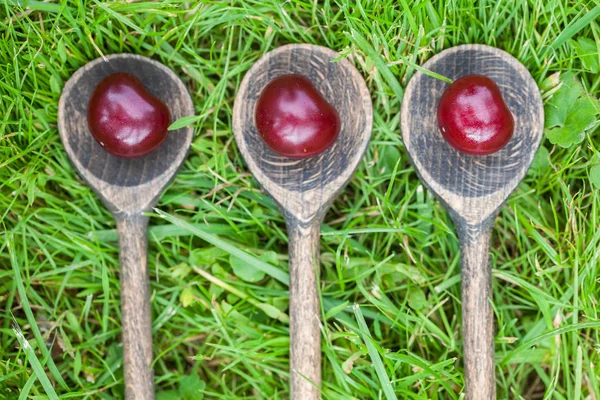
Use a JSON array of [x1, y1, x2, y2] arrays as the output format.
[[233, 44, 372, 399], [402, 45, 544, 225], [401, 44, 544, 399], [59, 54, 194, 214], [58, 54, 194, 400], [233, 44, 372, 223]]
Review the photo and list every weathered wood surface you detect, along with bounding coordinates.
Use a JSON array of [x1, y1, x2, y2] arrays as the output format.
[[401, 44, 544, 399], [232, 44, 373, 399], [58, 54, 194, 400]]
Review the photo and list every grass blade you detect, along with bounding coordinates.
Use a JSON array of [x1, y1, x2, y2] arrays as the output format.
[[2, 0, 61, 12], [353, 304, 397, 400], [12, 322, 59, 400], [8, 235, 68, 390], [347, 28, 404, 100], [154, 209, 290, 284], [548, 6, 600, 53]]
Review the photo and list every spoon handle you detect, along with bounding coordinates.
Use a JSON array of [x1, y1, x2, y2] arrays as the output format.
[[116, 214, 155, 400], [457, 222, 495, 400], [287, 221, 322, 399]]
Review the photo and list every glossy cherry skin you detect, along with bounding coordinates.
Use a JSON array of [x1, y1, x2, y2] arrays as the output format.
[[255, 74, 341, 158], [87, 72, 171, 158], [437, 74, 514, 155]]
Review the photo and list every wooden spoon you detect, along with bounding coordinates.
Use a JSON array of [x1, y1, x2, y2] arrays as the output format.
[[58, 54, 194, 400], [232, 44, 372, 399], [401, 44, 544, 399]]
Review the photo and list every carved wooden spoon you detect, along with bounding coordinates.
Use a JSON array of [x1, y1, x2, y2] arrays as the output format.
[[58, 54, 194, 400], [401, 44, 544, 399], [232, 44, 372, 399]]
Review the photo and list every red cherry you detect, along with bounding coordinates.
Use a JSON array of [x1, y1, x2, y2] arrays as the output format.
[[255, 74, 340, 159], [437, 74, 514, 155], [87, 72, 171, 158]]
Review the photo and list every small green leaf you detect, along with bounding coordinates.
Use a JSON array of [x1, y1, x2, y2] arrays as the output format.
[[546, 126, 581, 148], [380, 146, 401, 174], [221, 300, 249, 322], [168, 115, 198, 131], [171, 262, 191, 280], [544, 72, 583, 129], [191, 247, 227, 265], [211, 262, 228, 277], [396, 263, 427, 285], [408, 287, 428, 311], [57, 39, 67, 64], [540, 72, 560, 93], [590, 164, 600, 189], [230, 255, 265, 283], [325, 300, 350, 319], [49, 74, 61, 94], [341, 352, 362, 374], [226, 292, 239, 305], [547, 96, 599, 147], [208, 282, 224, 298], [271, 296, 289, 313], [257, 303, 289, 323], [572, 37, 599, 73], [73, 350, 82, 377], [530, 145, 550, 172], [565, 96, 599, 132], [259, 251, 279, 266], [545, 72, 600, 148], [106, 342, 123, 366], [180, 286, 195, 308], [179, 374, 205, 400], [157, 390, 180, 400]]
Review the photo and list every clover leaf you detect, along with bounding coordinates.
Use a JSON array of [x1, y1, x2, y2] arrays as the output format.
[[545, 72, 600, 148]]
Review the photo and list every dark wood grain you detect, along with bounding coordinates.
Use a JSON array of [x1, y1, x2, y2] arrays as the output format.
[[58, 54, 194, 400], [456, 219, 495, 400], [287, 220, 321, 398], [117, 215, 154, 400], [232, 44, 373, 399], [401, 44, 544, 399]]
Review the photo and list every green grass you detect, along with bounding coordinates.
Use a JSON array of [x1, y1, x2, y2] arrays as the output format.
[[1, 0, 600, 399]]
